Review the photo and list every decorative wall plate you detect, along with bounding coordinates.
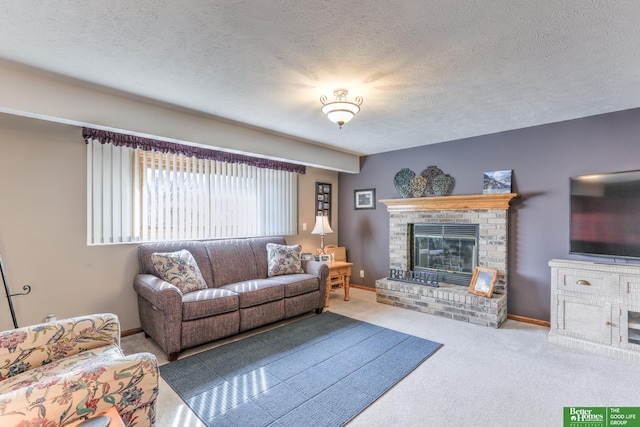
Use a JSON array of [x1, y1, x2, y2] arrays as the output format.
[[393, 168, 415, 198], [432, 174, 455, 196], [410, 175, 427, 197], [420, 166, 444, 195]]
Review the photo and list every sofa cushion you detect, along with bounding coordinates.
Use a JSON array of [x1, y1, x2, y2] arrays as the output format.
[[205, 240, 259, 286], [0, 344, 123, 393], [182, 288, 240, 321], [270, 274, 320, 297], [0, 313, 120, 381], [221, 280, 285, 308], [266, 243, 304, 277], [151, 250, 208, 294]]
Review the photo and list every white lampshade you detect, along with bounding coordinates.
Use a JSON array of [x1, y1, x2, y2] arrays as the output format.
[[311, 215, 333, 235]]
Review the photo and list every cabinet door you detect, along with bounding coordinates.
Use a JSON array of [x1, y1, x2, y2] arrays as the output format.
[[555, 294, 612, 345], [618, 276, 640, 350], [620, 275, 640, 306], [619, 307, 640, 350]]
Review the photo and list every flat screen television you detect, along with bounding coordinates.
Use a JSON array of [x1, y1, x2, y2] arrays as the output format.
[[570, 170, 640, 259]]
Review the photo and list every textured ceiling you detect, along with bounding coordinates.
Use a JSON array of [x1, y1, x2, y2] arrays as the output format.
[[1, 1, 639, 156]]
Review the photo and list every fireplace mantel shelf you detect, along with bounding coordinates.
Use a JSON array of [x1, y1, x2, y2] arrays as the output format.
[[379, 193, 519, 211]]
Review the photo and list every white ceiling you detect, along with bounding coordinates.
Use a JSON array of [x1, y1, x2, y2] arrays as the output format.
[[1, 0, 639, 156]]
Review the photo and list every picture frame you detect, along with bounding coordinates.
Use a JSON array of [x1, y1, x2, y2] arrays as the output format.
[[301, 252, 313, 261], [483, 170, 513, 194], [318, 253, 332, 263], [468, 267, 498, 298], [354, 188, 376, 210], [315, 182, 332, 224]]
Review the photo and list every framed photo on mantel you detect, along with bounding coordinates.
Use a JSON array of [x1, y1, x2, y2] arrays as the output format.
[[483, 170, 513, 194]]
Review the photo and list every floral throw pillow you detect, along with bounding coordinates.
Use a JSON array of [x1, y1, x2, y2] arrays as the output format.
[[267, 243, 304, 277], [151, 250, 208, 294]]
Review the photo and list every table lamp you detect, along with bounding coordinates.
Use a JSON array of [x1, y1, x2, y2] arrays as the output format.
[[311, 215, 333, 254]]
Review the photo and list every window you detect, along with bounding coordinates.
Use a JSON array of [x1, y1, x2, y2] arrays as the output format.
[[85, 134, 299, 245]]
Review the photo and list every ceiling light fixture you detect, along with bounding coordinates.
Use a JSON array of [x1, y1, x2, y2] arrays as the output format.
[[320, 88, 363, 129]]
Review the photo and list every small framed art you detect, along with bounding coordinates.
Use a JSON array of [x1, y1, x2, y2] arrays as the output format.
[[318, 254, 332, 263], [468, 267, 498, 298], [354, 188, 376, 210], [483, 170, 512, 194], [301, 253, 313, 261]]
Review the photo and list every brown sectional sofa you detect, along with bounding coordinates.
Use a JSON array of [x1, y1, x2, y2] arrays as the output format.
[[133, 237, 329, 361]]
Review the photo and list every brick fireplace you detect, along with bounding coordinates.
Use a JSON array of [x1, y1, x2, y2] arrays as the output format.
[[375, 193, 518, 327]]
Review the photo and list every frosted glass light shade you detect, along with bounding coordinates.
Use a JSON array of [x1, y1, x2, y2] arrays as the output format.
[[320, 89, 363, 128], [322, 102, 360, 126]]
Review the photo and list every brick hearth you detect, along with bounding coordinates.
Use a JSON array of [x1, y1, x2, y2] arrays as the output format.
[[376, 193, 518, 328]]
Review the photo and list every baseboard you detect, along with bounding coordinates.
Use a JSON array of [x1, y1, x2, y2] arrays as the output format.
[[507, 314, 550, 328], [122, 327, 143, 337], [350, 284, 375, 292]]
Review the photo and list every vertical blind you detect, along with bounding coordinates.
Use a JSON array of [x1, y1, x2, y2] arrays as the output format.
[[86, 137, 299, 245]]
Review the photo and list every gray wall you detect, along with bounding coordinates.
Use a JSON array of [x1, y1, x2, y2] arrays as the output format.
[[338, 108, 640, 321]]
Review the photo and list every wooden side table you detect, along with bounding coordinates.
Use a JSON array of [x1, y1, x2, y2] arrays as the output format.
[[325, 261, 353, 307]]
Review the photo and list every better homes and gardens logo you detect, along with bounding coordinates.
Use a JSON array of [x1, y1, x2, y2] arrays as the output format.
[[566, 407, 605, 427], [565, 407, 640, 427]]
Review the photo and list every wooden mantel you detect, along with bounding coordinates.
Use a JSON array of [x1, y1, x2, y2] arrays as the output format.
[[379, 193, 519, 211]]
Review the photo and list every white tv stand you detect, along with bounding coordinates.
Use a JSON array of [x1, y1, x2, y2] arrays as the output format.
[[549, 259, 640, 363]]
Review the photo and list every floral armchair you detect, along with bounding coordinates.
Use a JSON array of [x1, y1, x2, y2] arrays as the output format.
[[0, 313, 159, 427]]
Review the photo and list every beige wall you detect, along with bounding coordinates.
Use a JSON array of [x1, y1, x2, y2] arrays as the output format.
[[0, 63, 359, 173], [0, 114, 338, 331], [289, 169, 339, 253]]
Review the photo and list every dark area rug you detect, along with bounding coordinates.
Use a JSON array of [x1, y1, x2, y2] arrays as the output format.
[[160, 312, 442, 427]]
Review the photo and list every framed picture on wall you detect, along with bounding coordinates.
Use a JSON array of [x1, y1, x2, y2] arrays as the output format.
[[354, 188, 376, 210], [315, 182, 332, 224], [468, 267, 498, 298]]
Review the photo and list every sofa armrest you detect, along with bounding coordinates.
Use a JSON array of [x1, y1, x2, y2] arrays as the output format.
[[302, 260, 329, 309], [0, 313, 119, 380], [133, 274, 184, 359], [302, 260, 328, 278], [133, 274, 183, 312], [0, 351, 159, 427]]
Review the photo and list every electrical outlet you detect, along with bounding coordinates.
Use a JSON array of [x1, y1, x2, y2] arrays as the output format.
[[359, 270, 365, 278], [302, 222, 307, 231]]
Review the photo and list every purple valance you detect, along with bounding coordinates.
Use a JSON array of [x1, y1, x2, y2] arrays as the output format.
[[82, 128, 306, 174]]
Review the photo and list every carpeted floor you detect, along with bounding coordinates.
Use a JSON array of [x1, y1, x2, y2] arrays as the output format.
[[122, 289, 640, 426], [159, 312, 442, 427]]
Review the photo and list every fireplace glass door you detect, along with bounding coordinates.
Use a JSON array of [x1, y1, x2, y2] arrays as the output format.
[[411, 224, 479, 286], [414, 236, 476, 275]]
